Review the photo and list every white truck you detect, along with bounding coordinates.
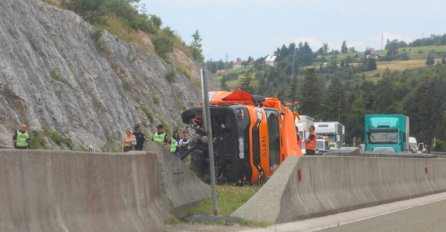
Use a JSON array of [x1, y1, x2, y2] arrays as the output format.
[[409, 137, 428, 154], [314, 121, 345, 150], [296, 115, 315, 154]]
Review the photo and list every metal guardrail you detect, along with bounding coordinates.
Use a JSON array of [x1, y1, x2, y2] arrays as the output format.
[[431, 151, 446, 156]]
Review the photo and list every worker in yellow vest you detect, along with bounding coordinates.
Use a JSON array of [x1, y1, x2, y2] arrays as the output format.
[[152, 124, 172, 153], [305, 125, 317, 155], [152, 124, 169, 143], [13, 124, 30, 149]]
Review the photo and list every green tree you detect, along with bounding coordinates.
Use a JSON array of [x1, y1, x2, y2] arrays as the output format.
[[405, 78, 445, 144], [239, 76, 254, 93], [367, 58, 377, 70], [190, 30, 203, 62], [153, 27, 176, 58], [372, 75, 399, 113], [322, 77, 346, 121], [288, 76, 298, 101], [385, 39, 399, 60], [341, 41, 348, 53], [299, 69, 321, 117], [426, 50, 435, 65]]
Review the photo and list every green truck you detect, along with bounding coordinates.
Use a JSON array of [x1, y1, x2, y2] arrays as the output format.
[[364, 114, 409, 152]]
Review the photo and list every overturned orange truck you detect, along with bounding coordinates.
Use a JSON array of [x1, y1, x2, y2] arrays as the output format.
[[181, 89, 302, 185]]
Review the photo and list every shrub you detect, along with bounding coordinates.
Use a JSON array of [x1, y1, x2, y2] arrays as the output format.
[[153, 28, 176, 59], [50, 68, 62, 81], [91, 28, 110, 55], [42, 126, 74, 150], [28, 130, 46, 149], [153, 95, 160, 105], [177, 65, 191, 79], [165, 67, 176, 83]]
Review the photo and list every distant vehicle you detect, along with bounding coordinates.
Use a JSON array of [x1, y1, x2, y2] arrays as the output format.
[[296, 115, 315, 154], [314, 121, 345, 149], [409, 137, 428, 154], [316, 139, 329, 154], [364, 114, 409, 153]]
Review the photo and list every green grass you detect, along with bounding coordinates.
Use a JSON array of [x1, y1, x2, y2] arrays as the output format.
[[50, 68, 63, 82], [42, 125, 74, 150], [190, 185, 261, 216], [403, 45, 446, 60]]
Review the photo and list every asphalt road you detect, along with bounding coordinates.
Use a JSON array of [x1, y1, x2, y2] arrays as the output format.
[[321, 199, 446, 232], [242, 191, 446, 232]]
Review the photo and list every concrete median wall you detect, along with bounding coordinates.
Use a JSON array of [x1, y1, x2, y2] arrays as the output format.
[[0, 144, 210, 232], [233, 156, 446, 224]]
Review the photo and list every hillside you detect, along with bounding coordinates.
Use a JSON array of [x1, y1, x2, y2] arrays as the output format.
[[0, 0, 201, 150], [209, 37, 446, 150]]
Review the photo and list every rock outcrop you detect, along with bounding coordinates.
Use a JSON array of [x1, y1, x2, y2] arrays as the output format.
[[0, 0, 201, 149]]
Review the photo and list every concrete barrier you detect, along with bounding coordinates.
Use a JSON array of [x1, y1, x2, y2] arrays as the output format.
[[0, 145, 210, 232], [233, 156, 446, 224], [145, 142, 211, 217]]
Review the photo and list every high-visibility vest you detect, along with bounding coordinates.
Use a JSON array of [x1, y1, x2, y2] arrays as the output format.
[[16, 130, 29, 148], [170, 139, 177, 153], [153, 133, 166, 143], [305, 131, 317, 151]]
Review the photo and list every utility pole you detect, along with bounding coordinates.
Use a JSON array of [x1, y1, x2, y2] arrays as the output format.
[[200, 68, 218, 216]]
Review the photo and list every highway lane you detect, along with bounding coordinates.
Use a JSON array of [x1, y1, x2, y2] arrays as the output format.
[[242, 191, 446, 232], [321, 198, 446, 232]]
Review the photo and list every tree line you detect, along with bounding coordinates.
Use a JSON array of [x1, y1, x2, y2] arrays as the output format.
[[216, 56, 446, 150]]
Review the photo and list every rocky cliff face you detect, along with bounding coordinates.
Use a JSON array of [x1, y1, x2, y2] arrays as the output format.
[[0, 0, 201, 149]]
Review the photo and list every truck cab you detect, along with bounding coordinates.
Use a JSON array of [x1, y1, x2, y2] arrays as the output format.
[[316, 139, 329, 154], [364, 114, 409, 153], [314, 122, 345, 149]]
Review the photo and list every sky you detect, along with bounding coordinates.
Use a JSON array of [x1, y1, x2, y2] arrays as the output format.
[[140, 0, 446, 61]]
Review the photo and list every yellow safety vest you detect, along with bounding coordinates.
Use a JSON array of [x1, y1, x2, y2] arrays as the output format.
[[16, 130, 29, 148], [170, 139, 177, 153], [153, 133, 166, 143]]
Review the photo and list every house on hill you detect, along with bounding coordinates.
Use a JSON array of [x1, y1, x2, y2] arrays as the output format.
[[355, 50, 381, 62], [233, 58, 242, 69], [265, 55, 277, 67]]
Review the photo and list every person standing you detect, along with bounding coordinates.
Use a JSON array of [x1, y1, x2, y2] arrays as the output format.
[[176, 131, 189, 158], [169, 130, 179, 154], [12, 124, 30, 149], [123, 128, 136, 152], [133, 124, 146, 151], [152, 124, 169, 144], [296, 126, 302, 148], [305, 125, 317, 155]]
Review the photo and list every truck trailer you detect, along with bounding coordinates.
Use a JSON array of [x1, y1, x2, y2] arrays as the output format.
[[295, 115, 315, 153], [314, 121, 345, 149]]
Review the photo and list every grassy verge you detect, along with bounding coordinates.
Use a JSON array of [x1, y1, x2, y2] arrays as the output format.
[[190, 185, 261, 216]]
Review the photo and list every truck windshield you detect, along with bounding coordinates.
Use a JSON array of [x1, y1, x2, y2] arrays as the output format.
[[316, 140, 327, 150], [369, 131, 398, 144]]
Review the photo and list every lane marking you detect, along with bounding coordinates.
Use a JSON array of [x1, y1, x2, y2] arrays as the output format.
[[311, 194, 446, 231]]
